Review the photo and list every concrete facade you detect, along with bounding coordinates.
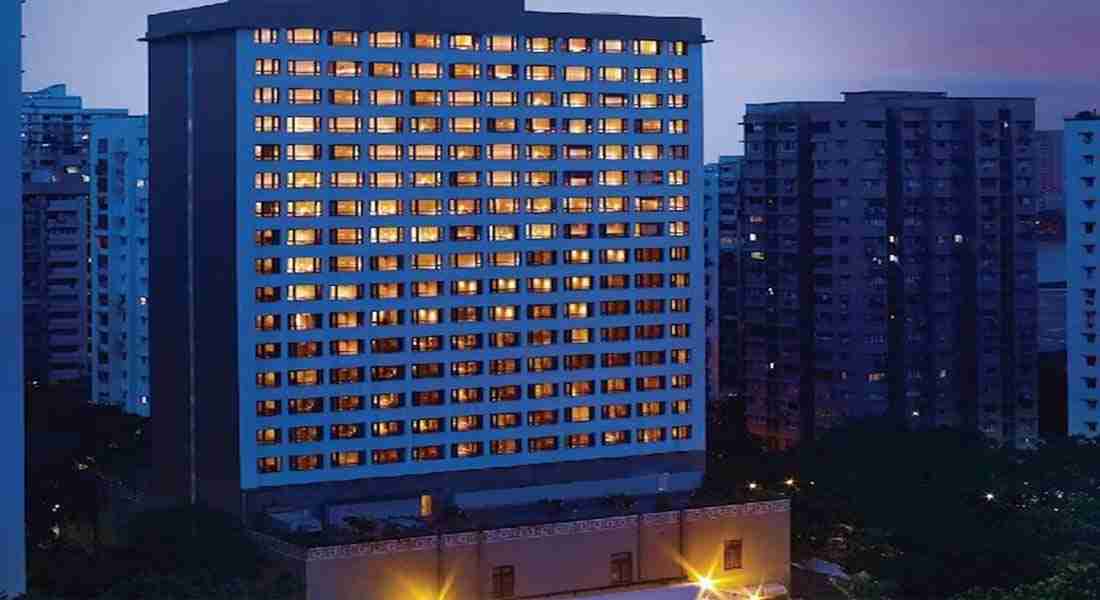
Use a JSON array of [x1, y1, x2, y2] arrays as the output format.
[[1066, 112, 1100, 438], [147, 0, 708, 519], [90, 116, 151, 416], [2, 0, 25, 593], [254, 499, 791, 600], [21, 85, 128, 386], [741, 92, 1039, 449]]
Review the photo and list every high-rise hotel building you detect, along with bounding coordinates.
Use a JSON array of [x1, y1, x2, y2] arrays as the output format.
[[3, 0, 25, 593], [1067, 110, 1100, 438], [147, 0, 706, 519]]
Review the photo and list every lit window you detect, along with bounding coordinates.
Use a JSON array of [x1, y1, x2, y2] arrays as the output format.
[[253, 28, 278, 44], [600, 39, 626, 53], [329, 30, 360, 47], [527, 36, 554, 53], [526, 64, 555, 81], [329, 60, 363, 78], [287, 59, 321, 76], [253, 87, 279, 104], [489, 34, 516, 52], [563, 92, 591, 108], [330, 88, 360, 106], [449, 117, 480, 133], [413, 32, 441, 48], [450, 33, 479, 51], [369, 89, 404, 105], [286, 28, 320, 45], [635, 93, 662, 109], [599, 66, 626, 82], [369, 31, 402, 48], [411, 144, 444, 160], [488, 198, 519, 214], [411, 62, 443, 79], [369, 61, 401, 78], [329, 116, 363, 133], [564, 66, 591, 82], [489, 91, 519, 107], [489, 64, 518, 80], [450, 63, 481, 79], [449, 90, 481, 107], [527, 118, 556, 134], [565, 37, 591, 53], [254, 58, 280, 76], [634, 39, 660, 55]]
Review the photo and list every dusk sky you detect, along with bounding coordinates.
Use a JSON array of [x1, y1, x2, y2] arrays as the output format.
[[24, 0, 1100, 161]]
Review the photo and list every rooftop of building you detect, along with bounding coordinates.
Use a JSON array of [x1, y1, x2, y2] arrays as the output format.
[[1068, 110, 1100, 121], [265, 487, 788, 549], [747, 90, 1036, 112], [146, 0, 704, 42]]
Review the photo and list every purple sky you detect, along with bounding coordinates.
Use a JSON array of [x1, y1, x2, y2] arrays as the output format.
[[24, 0, 1100, 161]]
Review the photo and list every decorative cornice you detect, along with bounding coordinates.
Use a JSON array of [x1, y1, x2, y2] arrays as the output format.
[[642, 511, 681, 527], [306, 535, 438, 562], [266, 500, 792, 562], [684, 499, 791, 523], [443, 531, 480, 548], [484, 515, 637, 545]]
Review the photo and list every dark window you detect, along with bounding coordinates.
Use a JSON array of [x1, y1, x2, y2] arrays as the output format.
[[724, 540, 743, 570], [610, 552, 633, 585], [491, 565, 515, 598]]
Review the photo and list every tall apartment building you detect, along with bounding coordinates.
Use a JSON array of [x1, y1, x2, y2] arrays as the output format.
[[1066, 110, 1100, 438], [1037, 130, 1065, 213], [706, 156, 744, 399], [22, 85, 128, 386], [2, 0, 25, 594], [147, 0, 707, 520], [740, 91, 1039, 449], [90, 117, 151, 416]]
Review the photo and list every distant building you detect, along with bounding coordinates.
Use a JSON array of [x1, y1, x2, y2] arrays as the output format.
[[2, 0, 25, 594], [1066, 110, 1100, 437], [147, 0, 710, 521], [741, 91, 1039, 449], [1036, 130, 1065, 211], [21, 84, 129, 386], [707, 157, 744, 400], [90, 116, 151, 416], [1035, 130, 1065, 241]]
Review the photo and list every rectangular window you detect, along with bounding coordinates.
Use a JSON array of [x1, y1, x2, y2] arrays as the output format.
[[329, 89, 361, 106], [489, 35, 516, 52], [253, 28, 278, 44], [329, 30, 360, 47], [451, 63, 481, 79], [724, 540, 743, 570], [329, 60, 363, 77], [411, 62, 443, 79], [610, 553, 633, 585], [369, 31, 402, 48], [527, 36, 554, 53], [449, 33, 479, 51], [491, 566, 515, 599], [413, 32, 441, 48], [287, 59, 321, 76], [287, 28, 321, 44], [254, 58, 280, 76], [253, 87, 279, 104]]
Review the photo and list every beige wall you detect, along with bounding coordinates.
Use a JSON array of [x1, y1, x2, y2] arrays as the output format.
[[260, 500, 790, 600]]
